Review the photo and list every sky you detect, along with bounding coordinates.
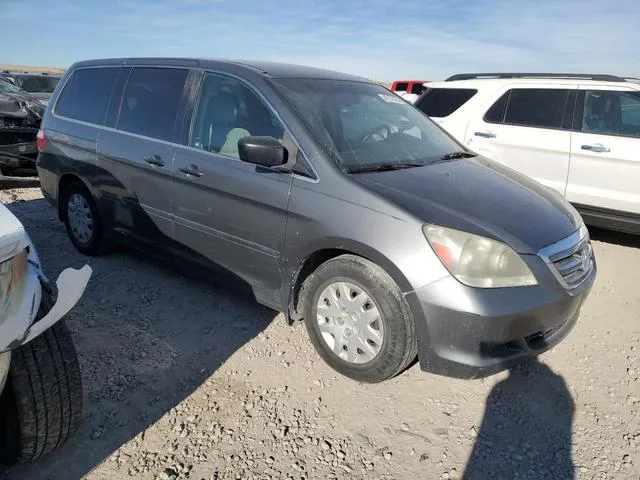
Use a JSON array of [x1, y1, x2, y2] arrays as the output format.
[[2, 0, 639, 82]]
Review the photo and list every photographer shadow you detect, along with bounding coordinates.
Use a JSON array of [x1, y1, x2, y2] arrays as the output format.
[[464, 356, 575, 480]]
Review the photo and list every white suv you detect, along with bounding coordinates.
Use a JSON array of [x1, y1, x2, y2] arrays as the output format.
[[414, 73, 640, 234]]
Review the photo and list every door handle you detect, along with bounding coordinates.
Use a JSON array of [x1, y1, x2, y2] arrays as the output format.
[[474, 131, 496, 138], [145, 154, 165, 167], [179, 164, 203, 177], [581, 143, 610, 153]]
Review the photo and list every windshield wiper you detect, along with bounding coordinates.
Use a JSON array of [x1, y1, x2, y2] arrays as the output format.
[[346, 162, 425, 173], [440, 151, 478, 160]]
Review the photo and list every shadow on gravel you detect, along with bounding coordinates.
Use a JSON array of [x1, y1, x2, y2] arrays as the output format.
[[463, 357, 575, 480], [2, 198, 277, 480]]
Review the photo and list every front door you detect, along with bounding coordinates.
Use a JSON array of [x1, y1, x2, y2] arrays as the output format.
[[567, 87, 640, 217], [464, 86, 576, 195], [171, 71, 293, 306]]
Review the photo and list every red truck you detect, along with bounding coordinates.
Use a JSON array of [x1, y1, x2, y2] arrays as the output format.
[[390, 79, 430, 96]]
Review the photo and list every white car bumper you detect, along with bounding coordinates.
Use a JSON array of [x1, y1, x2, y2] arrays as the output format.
[[21, 265, 92, 345], [0, 260, 92, 353], [0, 212, 92, 352]]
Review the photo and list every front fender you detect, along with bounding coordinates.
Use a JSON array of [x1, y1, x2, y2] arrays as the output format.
[[0, 233, 92, 352], [289, 236, 414, 293]]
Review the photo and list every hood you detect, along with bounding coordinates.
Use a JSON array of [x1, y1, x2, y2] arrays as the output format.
[[22, 91, 51, 103], [0, 91, 45, 126], [351, 157, 580, 253]]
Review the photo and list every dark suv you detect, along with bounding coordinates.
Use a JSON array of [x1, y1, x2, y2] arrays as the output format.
[[36, 58, 596, 383]]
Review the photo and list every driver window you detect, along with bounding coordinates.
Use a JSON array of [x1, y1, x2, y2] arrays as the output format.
[[583, 90, 640, 138], [189, 73, 285, 159]]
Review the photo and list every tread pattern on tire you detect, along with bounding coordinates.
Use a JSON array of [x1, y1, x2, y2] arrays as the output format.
[[7, 320, 83, 463]]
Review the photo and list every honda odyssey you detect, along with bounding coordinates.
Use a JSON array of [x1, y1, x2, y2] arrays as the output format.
[[36, 58, 596, 382]]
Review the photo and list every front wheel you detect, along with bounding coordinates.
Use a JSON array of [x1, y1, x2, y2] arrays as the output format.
[[0, 320, 83, 465], [302, 254, 418, 383]]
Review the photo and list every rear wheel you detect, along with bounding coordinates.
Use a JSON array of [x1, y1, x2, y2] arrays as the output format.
[[61, 181, 109, 256], [0, 320, 83, 465], [302, 254, 418, 383]]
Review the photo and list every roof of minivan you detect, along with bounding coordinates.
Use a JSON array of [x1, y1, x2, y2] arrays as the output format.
[[68, 57, 369, 82]]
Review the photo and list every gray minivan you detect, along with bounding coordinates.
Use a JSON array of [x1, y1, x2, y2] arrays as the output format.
[[36, 58, 596, 383]]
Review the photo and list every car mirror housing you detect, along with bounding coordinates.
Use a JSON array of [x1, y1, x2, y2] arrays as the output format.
[[238, 136, 288, 168]]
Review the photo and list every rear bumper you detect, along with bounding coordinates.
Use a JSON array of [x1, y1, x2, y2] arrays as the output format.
[[0, 137, 38, 171], [405, 263, 596, 379]]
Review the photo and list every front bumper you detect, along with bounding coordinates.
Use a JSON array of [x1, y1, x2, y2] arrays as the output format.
[[0, 241, 92, 353], [18, 265, 92, 346], [405, 254, 596, 379]]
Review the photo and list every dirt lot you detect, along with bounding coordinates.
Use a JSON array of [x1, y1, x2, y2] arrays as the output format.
[[1, 187, 638, 480]]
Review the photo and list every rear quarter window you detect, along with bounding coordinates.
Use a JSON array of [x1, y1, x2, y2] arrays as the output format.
[[54, 67, 120, 125], [415, 88, 478, 117]]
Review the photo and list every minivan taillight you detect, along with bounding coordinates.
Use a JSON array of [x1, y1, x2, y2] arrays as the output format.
[[36, 129, 46, 152]]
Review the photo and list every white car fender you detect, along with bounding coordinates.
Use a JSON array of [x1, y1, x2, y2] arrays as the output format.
[[20, 265, 92, 344], [0, 203, 92, 352]]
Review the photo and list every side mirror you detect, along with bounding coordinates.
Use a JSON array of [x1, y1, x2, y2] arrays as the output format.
[[238, 136, 287, 167]]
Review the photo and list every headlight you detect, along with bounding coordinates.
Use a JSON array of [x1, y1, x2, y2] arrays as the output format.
[[0, 249, 29, 319], [423, 226, 537, 288]]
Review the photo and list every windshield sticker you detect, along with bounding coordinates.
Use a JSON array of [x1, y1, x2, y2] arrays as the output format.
[[378, 93, 405, 104]]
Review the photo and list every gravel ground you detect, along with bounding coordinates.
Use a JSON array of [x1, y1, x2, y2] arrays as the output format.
[[1, 187, 639, 480]]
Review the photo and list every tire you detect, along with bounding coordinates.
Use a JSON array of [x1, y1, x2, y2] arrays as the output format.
[[0, 320, 83, 465], [61, 180, 109, 256], [302, 254, 418, 383]]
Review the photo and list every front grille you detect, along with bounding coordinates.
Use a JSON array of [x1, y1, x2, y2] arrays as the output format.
[[539, 226, 595, 292], [551, 241, 593, 288]]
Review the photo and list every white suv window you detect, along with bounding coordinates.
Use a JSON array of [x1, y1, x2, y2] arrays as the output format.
[[581, 90, 640, 138], [483, 88, 574, 130]]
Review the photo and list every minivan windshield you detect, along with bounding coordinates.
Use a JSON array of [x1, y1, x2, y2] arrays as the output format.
[[272, 79, 467, 172]]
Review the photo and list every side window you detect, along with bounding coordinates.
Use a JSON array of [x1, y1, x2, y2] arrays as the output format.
[[394, 82, 409, 92], [118, 67, 188, 142], [189, 73, 284, 159], [502, 88, 570, 129], [410, 83, 427, 95], [582, 90, 640, 138], [415, 88, 478, 118], [484, 92, 508, 123], [55, 68, 119, 125]]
